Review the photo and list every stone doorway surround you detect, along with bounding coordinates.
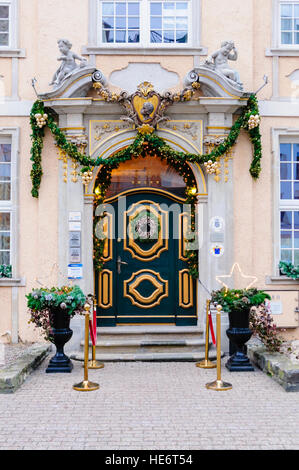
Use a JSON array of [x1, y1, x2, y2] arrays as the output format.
[[38, 64, 250, 351]]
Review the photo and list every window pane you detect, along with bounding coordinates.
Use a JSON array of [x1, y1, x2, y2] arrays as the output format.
[[281, 231, 292, 248], [128, 17, 139, 28], [164, 2, 175, 12], [102, 17, 114, 28], [281, 181, 292, 199], [128, 3, 139, 15], [176, 2, 188, 13], [151, 30, 162, 43], [115, 30, 126, 42], [294, 163, 299, 180], [281, 18, 292, 29], [164, 30, 174, 42], [116, 16, 126, 28], [281, 211, 292, 229], [281, 249, 292, 262], [0, 33, 8, 46], [280, 143, 291, 161], [295, 4, 299, 17], [128, 29, 139, 42], [294, 211, 299, 229], [163, 17, 175, 30], [151, 17, 162, 29], [294, 18, 299, 30], [102, 2, 114, 15], [104, 154, 188, 199], [150, 3, 162, 15], [0, 251, 10, 265], [0, 164, 11, 181], [294, 181, 299, 199], [281, 4, 292, 17], [280, 163, 292, 180], [294, 250, 299, 264], [176, 17, 188, 30], [116, 2, 126, 15], [0, 144, 11, 162], [0, 6, 9, 18], [294, 232, 299, 248], [294, 144, 299, 162], [0, 20, 8, 33], [281, 31, 292, 44], [295, 32, 299, 44], [0, 232, 10, 250], [176, 30, 188, 43], [102, 30, 114, 42], [0, 213, 10, 231], [0, 183, 10, 200]]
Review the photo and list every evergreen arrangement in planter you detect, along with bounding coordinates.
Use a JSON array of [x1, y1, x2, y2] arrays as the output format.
[[27, 285, 86, 373], [211, 288, 271, 371]]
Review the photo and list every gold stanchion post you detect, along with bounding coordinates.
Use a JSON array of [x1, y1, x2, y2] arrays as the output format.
[[206, 305, 232, 391], [88, 299, 104, 370], [73, 303, 100, 392], [196, 299, 216, 369]]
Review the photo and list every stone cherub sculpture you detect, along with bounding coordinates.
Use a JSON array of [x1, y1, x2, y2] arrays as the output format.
[[205, 40, 243, 90], [50, 39, 88, 87]]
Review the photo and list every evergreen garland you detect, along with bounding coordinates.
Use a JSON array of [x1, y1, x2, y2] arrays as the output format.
[[30, 94, 262, 198], [29, 94, 263, 280]]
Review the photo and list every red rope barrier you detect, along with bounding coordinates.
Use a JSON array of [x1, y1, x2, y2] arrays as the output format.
[[89, 320, 96, 346], [208, 312, 216, 346]]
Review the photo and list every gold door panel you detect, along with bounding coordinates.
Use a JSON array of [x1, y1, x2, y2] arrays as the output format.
[[124, 201, 168, 261], [98, 269, 113, 309], [124, 269, 169, 309], [179, 269, 194, 309]]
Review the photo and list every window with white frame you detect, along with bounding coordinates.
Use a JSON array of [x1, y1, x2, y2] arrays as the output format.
[[0, 141, 12, 269], [279, 143, 299, 266], [98, 0, 191, 47], [280, 1, 299, 45]]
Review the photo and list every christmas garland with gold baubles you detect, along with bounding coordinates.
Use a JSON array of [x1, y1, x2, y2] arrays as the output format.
[[30, 94, 262, 279]]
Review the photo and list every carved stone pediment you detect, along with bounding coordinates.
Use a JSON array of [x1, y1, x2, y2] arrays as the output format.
[[38, 67, 107, 100], [184, 66, 251, 98]]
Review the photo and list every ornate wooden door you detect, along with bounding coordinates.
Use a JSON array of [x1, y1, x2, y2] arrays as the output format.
[[95, 192, 197, 326]]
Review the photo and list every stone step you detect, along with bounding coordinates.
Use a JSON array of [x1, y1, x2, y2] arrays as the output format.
[[81, 338, 206, 354], [95, 325, 204, 342], [71, 350, 217, 363]]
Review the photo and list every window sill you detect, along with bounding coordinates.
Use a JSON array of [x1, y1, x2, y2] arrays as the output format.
[[0, 277, 26, 287], [265, 47, 299, 57], [0, 48, 26, 58], [265, 275, 299, 285], [82, 45, 208, 56]]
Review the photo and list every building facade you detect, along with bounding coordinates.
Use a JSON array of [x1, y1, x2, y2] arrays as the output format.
[[0, 0, 298, 348]]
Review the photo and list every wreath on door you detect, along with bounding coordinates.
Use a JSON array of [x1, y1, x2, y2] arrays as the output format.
[[131, 210, 161, 243]]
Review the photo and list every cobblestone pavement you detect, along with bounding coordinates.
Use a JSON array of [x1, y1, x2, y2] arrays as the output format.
[[0, 358, 298, 450]]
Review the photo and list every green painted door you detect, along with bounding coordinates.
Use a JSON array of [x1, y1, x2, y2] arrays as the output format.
[[95, 192, 197, 326]]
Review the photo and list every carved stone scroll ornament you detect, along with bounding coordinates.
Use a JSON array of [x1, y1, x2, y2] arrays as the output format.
[[50, 39, 89, 88], [92, 73, 200, 130]]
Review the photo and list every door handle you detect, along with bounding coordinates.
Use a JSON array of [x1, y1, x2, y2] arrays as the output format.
[[117, 256, 128, 274]]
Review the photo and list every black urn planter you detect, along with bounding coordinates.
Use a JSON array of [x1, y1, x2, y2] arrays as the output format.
[[225, 306, 254, 372], [46, 307, 73, 373]]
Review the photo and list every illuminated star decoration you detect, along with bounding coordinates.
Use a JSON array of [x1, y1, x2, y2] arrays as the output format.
[[216, 262, 258, 291]]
